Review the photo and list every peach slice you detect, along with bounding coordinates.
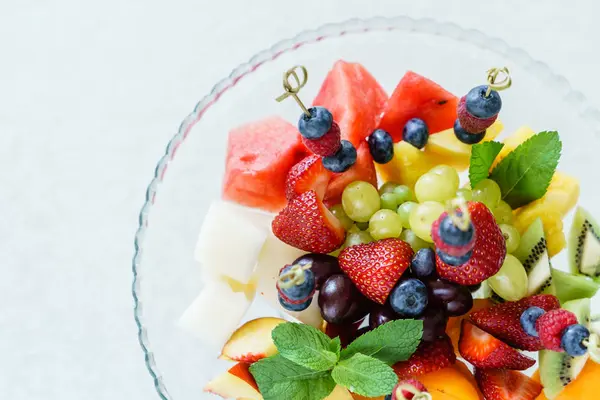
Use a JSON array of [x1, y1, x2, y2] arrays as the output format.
[[418, 361, 484, 400], [204, 363, 262, 399], [325, 385, 354, 399], [220, 317, 286, 362]]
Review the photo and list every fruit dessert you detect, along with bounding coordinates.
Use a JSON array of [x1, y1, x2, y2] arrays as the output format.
[[181, 62, 600, 400]]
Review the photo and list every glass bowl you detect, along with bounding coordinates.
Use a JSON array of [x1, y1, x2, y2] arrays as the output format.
[[132, 16, 600, 399]]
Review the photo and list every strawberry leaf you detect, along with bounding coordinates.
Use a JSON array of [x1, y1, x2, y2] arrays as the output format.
[[490, 131, 561, 208], [469, 141, 504, 188]]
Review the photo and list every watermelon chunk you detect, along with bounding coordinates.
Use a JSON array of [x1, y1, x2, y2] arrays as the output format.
[[378, 71, 458, 142], [222, 117, 310, 212], [313, 61, 388, 147], [324, 142, 377, 207]]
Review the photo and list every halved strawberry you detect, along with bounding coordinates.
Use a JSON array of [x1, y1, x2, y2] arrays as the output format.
[[470, 294, 561, 351], [436, 202, 506, 285], [272, 190, 345, 254], [285, 155, 332, 200], [323, 142, 377, 207], [459, 320, 535, 370], [475, 368, 542, 400], [393, 335, 456, 379], [338, 238, 413, 304]]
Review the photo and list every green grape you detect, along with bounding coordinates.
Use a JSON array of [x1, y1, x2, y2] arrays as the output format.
[[397, 201, 418, 229], [369, 209, 403, 240], [380, 192, 399, 211], [488, 254, 528, 301], [409, 201, 445, 242], [392, 185, 416, 204], [356, 221, 370, 231], [344, 231, 375, 248], [500, 224, 521, 254], [415, 171, 459, 203], [429, 165, 460, 189], [330, 204, 354, 230], [493, 200, 514, 225], [472, 179, 502, 209], [342, 181, 381, 223], [379, 181, 400, 195], [400, 229, 433, 252], [456, 188, 473, 201], [348, 224, 361, 234]]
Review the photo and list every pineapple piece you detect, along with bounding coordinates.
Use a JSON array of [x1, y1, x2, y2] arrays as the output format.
[[375, 141, 438, 188], [513, 203, 566, 257], [492, 126, 536, 168], [427, 119, 504, 170]]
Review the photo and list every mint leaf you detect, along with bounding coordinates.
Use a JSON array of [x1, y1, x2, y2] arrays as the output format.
[[330, 337, 341, 359], [469, 141, 504, 188], [250, 355, 336, 400], [331, 353, 398, 397], [272, 323, 338, 371], [341, 319, 422, 365], [490, 131, 561, 208]]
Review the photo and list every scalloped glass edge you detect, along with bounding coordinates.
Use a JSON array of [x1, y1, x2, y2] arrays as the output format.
[[131, 16, 600, 399]]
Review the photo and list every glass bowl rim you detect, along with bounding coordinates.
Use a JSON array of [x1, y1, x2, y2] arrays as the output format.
[[131, 15, 600, 399]]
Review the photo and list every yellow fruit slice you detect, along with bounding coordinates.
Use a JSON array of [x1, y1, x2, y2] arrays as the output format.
[[427, 119, 504, 170], [513, 205, 566, 257], [375, 141, 438, 188], [492, 125, 536, 168], [418, 362, 484, 400]]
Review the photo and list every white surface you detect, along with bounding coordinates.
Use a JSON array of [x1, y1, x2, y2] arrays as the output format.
[[1, 0, 600, 398]]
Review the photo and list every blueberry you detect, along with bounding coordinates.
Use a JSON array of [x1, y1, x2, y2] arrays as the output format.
[[453, 119, 486, 144], [411, 248, 436, 279], [278, 265, 315, 302], [298, 106, 333, 139], [368, 129, 394, 164], [389, 278, 429, 317], [561, 324, 590, 356], [278, 294, 313, 312], [437, 249, 472, 266], [439, 215, 475, 247], [402, 118, 429, 149], [465, 85, 502, 119], [520, 306, 545, 337], [322, 140, 357, 173]]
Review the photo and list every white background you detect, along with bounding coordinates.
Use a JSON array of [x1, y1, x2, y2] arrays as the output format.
[[2, 0, 600, 399]]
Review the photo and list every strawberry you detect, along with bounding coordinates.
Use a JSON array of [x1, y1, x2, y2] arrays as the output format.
[[470, 294, 561, 351], [459, 320, 535, 370], [391, 379, 428, 400], [393, 335, 456, 379], [338, 238, 413, 304], [323, 142, 378, 207], [436, 202, 506, 285], [536, 309, 578, 352], [475, 368, 542, 400], [272, 190, 345, 254], [285, 155, 332, 200], [302, 121, 341, 157]]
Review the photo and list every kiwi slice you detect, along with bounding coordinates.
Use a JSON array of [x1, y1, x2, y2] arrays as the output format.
[[539, 298, 591, 399], [569, 206, 600, 278], [591, 315, 600, 336], [552, 268, 599, 304], [513, 218, 554, 296]]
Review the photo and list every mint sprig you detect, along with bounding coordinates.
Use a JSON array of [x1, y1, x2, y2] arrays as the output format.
[[489, 131, 561, 208], [272, 323, 338, 371], [469, 141, 504, 188], [341, 319, 422, 365], [331, 353, 399, 397], [250, 320, 423, 400]]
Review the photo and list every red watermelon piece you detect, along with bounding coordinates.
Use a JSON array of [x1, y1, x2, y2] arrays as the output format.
[[378, 71, 458, 142], [313, 61, 388, 147], [222, 116, 310, 212], [324, 142, 377, 207]]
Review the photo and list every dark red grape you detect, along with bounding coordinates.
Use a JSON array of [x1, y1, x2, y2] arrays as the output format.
[[427, 279, 461, 304], [445, 286, 474, 316], [419, 307, 448, 342], [319, 274, 368, 324], [467, 283, 482, 293], [324, 317, 366, 347], [293, 253, 341, 290], [350, 326, 373, 342], [369, 305, 399, 330]]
